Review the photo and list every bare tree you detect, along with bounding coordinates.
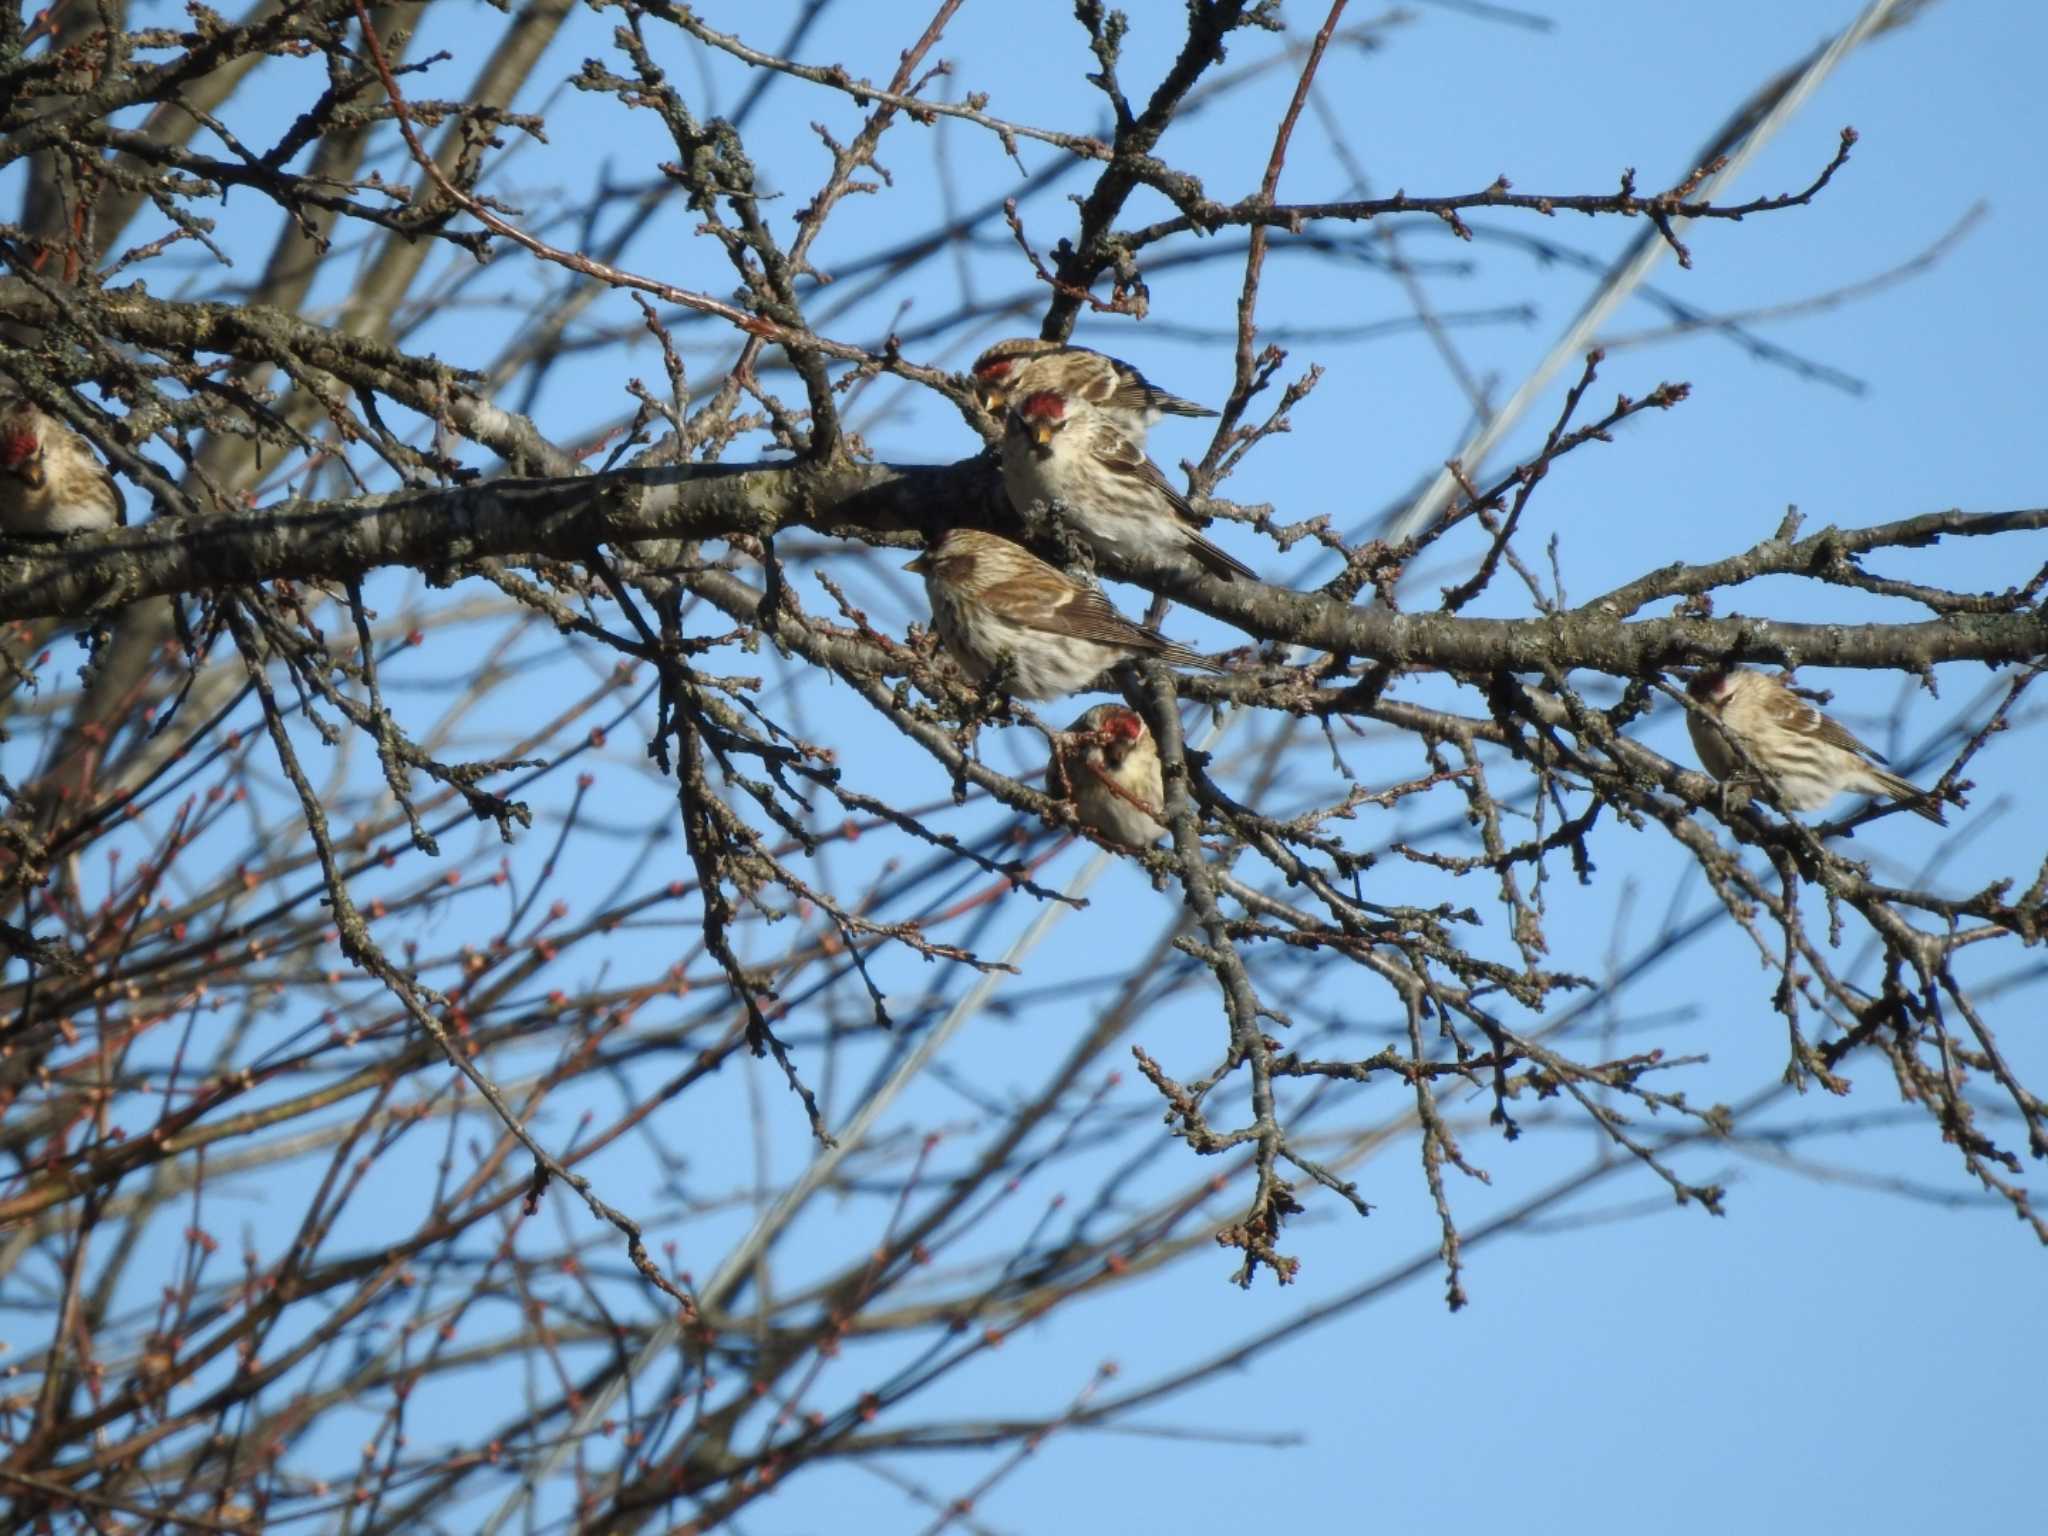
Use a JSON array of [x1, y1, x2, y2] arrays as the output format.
[[0, 1, 2039, 1530]]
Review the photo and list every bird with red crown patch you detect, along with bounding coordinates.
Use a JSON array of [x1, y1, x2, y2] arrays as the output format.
[[0, 395, 126, 538], [969, 337, 1215, 438], [1049, 702, 1170, 847]]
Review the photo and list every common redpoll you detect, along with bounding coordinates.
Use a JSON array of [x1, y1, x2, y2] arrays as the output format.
[[1049, 702, 1168, 847], [905, 528, 1224, 701], [0, 395, 126, 537], [1001, 387, 1255, 582], [1685, 667, 1945, 824], [969, 338, 1216, 436]]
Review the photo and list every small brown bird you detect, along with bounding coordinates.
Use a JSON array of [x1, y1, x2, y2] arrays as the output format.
[[969, 338, 1215, 436], [1001, 387, 1255, 581], [0, 395, 126, 537], [1049, 703, 1168, 847], [1685, 667, 1945, 824], [905, 528, 1223, 701]]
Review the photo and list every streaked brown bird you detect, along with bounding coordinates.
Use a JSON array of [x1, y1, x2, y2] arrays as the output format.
[[1049, 702, 1168, 847], [1685, 667, 1945, 824], [905, 528, 1223, 700], [0, 395, 126, 537], [1000, 386, 1255, 581], [969, 338, 1215, 437]]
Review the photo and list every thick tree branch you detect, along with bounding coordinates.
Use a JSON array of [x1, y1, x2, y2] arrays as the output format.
[[3, 469, 2039, 679]]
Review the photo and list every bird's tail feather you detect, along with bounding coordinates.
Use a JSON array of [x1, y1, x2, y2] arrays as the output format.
[[1157, 643, 1226, 676], [1186, 529, 1256, 581], [1871, 768, 1946, 824]]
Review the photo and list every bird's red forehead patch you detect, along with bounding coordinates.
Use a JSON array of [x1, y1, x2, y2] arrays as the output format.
[[0, 429, 36, 468], [1103, 708, 1143, 740], [1018, 390, 1065, 421], [1687, 670, 1731, 702], [973, 356, 1013, 380]]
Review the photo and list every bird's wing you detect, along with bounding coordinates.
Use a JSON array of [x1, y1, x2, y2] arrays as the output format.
[[981, 573, 1162, 652], [1100, 360, 1217, 419], [1801, 704, 1890, 765], [1087, 427, 1201, 523], [1087, 428, 1252, 578]]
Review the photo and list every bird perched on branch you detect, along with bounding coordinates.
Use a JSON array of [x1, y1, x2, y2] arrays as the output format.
[[0, 395, 126, 538], [905, 529, 1223, 700], [1685, 667, 1945, 824], [0, 397, 125, 540], [1049, 703, 1169, 848], [1000, 386, 1255, 582], [969, 337, 1216, 437]]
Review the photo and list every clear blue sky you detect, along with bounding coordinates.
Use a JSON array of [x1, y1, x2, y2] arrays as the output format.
[[33, 3, 2046, 1531]]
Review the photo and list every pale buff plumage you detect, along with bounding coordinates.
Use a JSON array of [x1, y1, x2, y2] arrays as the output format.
[[1000, 386, 1254, 582], [1049, 703, 1169, 847], [1686, 668, 1944, 824], [905, 529, 1223, 701], [969, 338, 1215, 436], [0, 396, 125, 537]]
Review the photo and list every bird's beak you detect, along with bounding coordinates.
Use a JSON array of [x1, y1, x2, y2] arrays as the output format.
[[1030, 424, 1054, 449], [17, 457, 44, 490], [903, 554, 930, 574]]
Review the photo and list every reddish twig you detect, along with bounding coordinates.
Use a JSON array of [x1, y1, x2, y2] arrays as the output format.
[[1231, 1, 1349, 402]]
